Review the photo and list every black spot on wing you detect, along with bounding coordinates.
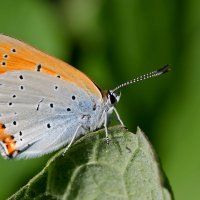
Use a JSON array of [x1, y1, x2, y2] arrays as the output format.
[[72, 95, 76, 100], [1, 62, 6, 66], [2, 124, 6, 128], [37, 64, 42, 72], [50, 103, 54, 108], [20, 85, 24, 90], [54, 85, 58, 90], [36, 99, 44, 111], [11, 48, 16, 53], [19, 75, 23, 80], [93, 104, 96, 111]]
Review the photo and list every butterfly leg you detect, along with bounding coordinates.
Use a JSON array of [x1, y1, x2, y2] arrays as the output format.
[[104, 113, 110, 144], [113, 107, 126, 128], [62, 124, 82, 156]]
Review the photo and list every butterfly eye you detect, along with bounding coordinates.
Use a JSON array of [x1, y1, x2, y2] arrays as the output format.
[[107, 91, 117, 105], [110, 94, 117, 104]]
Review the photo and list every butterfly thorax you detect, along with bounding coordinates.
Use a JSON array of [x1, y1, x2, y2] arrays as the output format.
[[78, 90, 120, 133]]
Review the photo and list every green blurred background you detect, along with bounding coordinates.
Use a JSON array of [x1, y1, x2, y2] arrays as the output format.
[[0, 0, 199, 199]]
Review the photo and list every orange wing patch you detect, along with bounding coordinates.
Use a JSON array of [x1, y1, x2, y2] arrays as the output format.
[[0, 34, 102, 97], [0, 123, 16, 157]]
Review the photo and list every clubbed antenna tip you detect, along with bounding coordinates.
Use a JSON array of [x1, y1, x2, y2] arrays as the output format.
[[156, 64, 171, 75]]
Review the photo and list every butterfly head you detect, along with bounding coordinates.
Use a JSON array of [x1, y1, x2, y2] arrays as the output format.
[[103, 90, 121, 117], [107, 90, 121, 106]]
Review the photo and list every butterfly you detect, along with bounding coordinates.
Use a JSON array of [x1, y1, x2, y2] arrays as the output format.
[[0, 34, 170, 159]]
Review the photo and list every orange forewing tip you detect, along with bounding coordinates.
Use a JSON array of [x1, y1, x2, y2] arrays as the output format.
[[0, 34, 101, 97]]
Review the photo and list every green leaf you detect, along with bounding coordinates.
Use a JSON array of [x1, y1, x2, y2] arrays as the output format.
[[8, 126, 173, 200]]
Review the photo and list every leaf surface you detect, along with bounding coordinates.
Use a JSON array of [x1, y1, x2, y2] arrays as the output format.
[[9, 126, 173, 200]]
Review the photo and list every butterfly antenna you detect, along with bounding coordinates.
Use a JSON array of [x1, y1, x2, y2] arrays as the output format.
[[112, 64, 171, 92]]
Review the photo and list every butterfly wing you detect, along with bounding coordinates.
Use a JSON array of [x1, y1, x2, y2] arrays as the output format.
[[0, 35, 103, 159], [0, 34, 102, 97], [0, 70, 100, 159]]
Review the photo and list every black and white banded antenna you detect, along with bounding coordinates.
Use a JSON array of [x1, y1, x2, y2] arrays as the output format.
[[112, 64, 171, 92]]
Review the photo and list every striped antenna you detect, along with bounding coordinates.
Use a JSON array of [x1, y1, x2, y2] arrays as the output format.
[[112, 64, 171, 92]]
